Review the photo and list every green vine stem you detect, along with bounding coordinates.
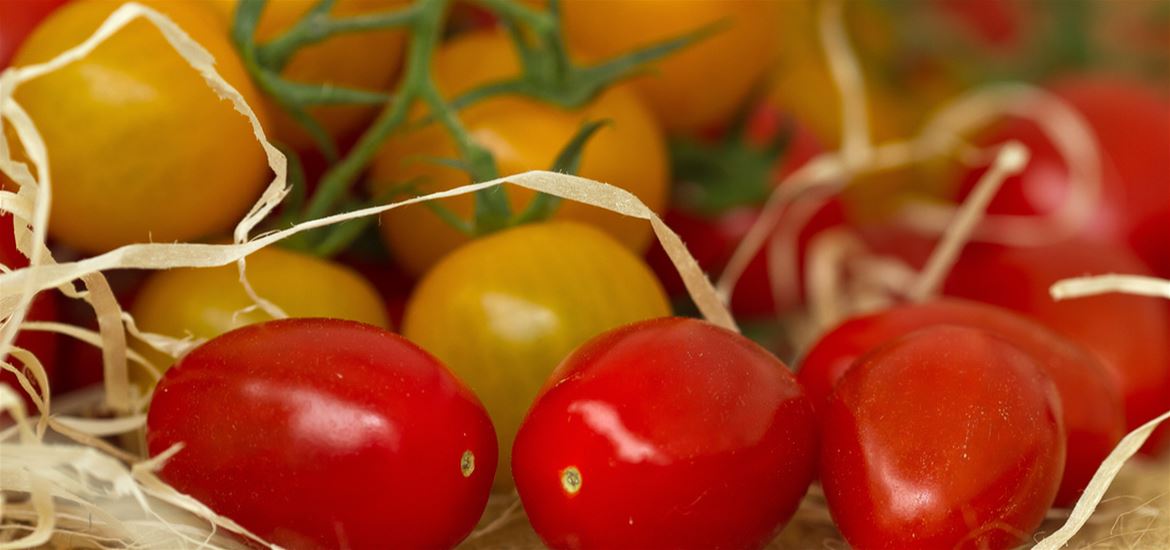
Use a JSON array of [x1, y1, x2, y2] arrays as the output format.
[[233, 0, 716, 254]]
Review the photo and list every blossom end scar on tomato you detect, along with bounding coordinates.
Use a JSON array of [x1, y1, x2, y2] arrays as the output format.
[[561, 466, 582, 495], [461, 450, 475, 478]]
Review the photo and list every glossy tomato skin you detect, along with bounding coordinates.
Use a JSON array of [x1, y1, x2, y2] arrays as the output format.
[[956, 78, 1170, 277], [12, 0, 270, 253], [129, 246, 389, 388], [0, 214, 58, 407], [146, 318, 496, 549], [370, 29, 668, 277], [207, 0, 407, 150], [797, 298, 1123, 506], [560, 0, 783, 134], [0, 0, 69, 68], [946, 241, 1170, 452], [513, 317, 817, 550], [404, 221, 671, 488], [822, 326, 1065, 550]]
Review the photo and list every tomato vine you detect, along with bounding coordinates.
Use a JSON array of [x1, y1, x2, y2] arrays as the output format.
[[230, 0, 711, 254]]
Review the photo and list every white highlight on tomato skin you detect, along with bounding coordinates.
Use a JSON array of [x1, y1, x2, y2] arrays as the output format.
[[480, 292, 561, 344], [240, 381, 399, 453], [567, 399, 668, 465]]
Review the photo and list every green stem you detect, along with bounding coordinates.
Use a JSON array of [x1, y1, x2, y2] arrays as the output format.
[[258, 1, 421, 71], [301, 0, 449, 224]]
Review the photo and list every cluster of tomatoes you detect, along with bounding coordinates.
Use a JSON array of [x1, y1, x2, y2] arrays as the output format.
[[2, 0, 1169, 549]]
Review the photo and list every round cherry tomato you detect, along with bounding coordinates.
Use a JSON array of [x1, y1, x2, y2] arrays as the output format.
[[513, 317, 817, 549], [207, 0, 407, 151], [0, 0, 69, 68], [955, 77, 1170, 277], [558, 0, 782, 134], [822, 325, 1065, 550], [0, 213, 58, 407], [403, 221, 670, 488], [129, 246, 389, 388], [646, 104, 838, 319], [945, 240, 1170, 452], [11, 0, 270, 254], [370, 29, 668, 277], [146, 318, 496, 549], [797, 298, 1123, 506]]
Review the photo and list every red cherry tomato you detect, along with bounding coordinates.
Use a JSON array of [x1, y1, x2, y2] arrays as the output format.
[[146, 318, 497, 549], [822, 326, 1065, 550], [512, 317, 817, 550], [0, 0, 69, 68], [647, 108, 839, 318], [797, 298, 1123, 505], [956, 78, 1170, 277], [0, 213, 58, 407], [945, 240, 1170, 452]]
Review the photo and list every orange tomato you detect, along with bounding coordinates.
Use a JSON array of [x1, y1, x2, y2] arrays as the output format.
[[369, 29, 668, 277], [559, 0, 783, 134], [12, 0, 270, 254], [404, 221, 671, 488], [129, 246, 389, 389], [207, 0, 408, 150]]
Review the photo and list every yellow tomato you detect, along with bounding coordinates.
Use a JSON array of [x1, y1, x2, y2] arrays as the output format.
[[207, 0, 408, 150], [559, 0, 783, 134], [404, 221, 671, 488], [12, 0, 270, 254], [369, 29, 668, 277], [130, 246, 389, 388]]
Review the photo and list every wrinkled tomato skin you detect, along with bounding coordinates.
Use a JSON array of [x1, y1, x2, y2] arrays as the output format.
[[513, 318, 817, 550], [945, 241, 1170, 453], [956, 78, 1170, 277], [822, 326, 1065, 550], [797, 298, 1123, 506], [0, 0, 68, 68], [146, 319, 497, 550], [0, 213, 58, 407]]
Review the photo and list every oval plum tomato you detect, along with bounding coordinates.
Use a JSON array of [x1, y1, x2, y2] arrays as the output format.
[[146, 318, 496, 549], [955, 77, 1170, 277], [0, 213, 58, 407], [0, 0, 68, 68], [370, 29, 668, 277], [945, 240, 1170, 453], [559, 0, 782, 134], [797, 298, 1123, 506], [11, 0, 269, 254], [403, 221, 670, 488], [513, 317, 817, 550], [206, 0, 407, 151], [822, 326, 1065, 550], [129, 246, 389, 388]]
